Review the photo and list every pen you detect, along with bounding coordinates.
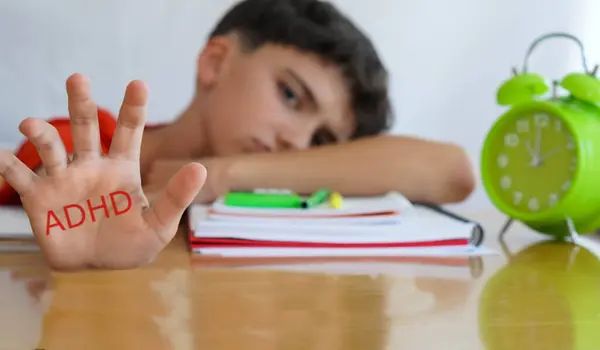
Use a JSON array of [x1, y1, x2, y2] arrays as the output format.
[[225, 191, 303, 208], [302, 189, 330, 209]]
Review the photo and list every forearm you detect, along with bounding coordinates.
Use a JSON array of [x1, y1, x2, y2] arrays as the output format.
[[224, 135, 476, 204]]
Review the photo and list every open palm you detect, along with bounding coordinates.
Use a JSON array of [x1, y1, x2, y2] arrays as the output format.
[[0, 74, 206, 271]]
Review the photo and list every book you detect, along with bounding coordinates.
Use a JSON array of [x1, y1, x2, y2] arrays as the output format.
[[0, 205, 35, 239], [187, 191, 493, 258], [0, 239, 39, 253], [0, 206, 39, 253]]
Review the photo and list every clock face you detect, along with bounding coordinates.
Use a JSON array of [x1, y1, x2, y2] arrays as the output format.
[[486, 110, 578, 214]]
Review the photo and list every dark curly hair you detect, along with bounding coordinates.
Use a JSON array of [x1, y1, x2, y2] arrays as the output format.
[[208, 0, 394, 141]]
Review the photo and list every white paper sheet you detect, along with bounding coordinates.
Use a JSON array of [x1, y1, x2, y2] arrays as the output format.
[[0, 206, 33, 239]]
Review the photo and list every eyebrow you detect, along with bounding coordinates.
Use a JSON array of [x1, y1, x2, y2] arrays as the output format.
[[284, 68, 317, 108]]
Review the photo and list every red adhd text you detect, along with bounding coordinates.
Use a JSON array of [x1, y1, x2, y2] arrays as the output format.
[[46, 190, 133, 235]]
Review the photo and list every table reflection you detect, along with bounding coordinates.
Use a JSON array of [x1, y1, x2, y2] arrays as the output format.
[[0, 267, 52, 350], [191, 268, 389, 350], [478, 239, 600, 350], [190, 255, 481, 350]]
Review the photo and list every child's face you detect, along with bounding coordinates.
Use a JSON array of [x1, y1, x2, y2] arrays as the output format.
[[195, 35, 356, 157]]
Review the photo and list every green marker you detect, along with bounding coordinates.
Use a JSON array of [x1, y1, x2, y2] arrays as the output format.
[[302, 189, 330, 209], [224, 191, 303, 208]]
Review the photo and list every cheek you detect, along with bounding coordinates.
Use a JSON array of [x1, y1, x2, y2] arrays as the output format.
[[222, 84, 284, 131], [207, 63, 292, 135], [247, 112, 281, 131]]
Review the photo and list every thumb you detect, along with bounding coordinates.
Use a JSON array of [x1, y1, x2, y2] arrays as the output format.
[[143, 162, 207, 244]]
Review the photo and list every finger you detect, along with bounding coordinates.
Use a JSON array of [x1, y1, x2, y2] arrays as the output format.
[[108, 80, 148, 160], [18, 118, 68, 176], [28, 278, 50, 301], [143, 162, 206, 245], [66, 73, 100, 160], [141, 186, 161, 203], [0, 150, 38, 196]]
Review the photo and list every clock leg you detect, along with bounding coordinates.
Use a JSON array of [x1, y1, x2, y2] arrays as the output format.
[[565, 216, 580, 242], [498, 217, 514, 239], [565, 216, 583, 269], [563, 216, 600, 261], [468, 256, 484, 279]]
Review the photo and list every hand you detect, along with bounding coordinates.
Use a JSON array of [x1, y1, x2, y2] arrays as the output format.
[[525, 140, 534, 156], [525, 121, 543, 167], [534, 121, 542, 156], [144, 157, 231, 204], [539, 146, 564, 162], [0, 73, 207, 271]]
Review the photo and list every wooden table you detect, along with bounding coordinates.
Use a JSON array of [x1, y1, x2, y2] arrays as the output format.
[[1, 208, 599, 350]]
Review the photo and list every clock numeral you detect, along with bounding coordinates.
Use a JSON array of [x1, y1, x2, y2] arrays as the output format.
[[570, 157, 577, 172], [566, 135, 575, 150], [516, 120, 529, 133], [528, 197, 539, 212], [504, 133, 519, 147], [555, 119, 562, 132], [548, 193, 559, 207], [534, 113, 549, 127], [513, 191, 523, 205], [562, 180, 571, 192], [497, 154, 509, 168], [500, 176, 512, 190]]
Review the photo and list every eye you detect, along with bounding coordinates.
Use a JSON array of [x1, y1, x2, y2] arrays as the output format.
[[278, 82, 300, 108]]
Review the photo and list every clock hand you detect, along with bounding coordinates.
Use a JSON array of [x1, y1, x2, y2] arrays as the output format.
[[526, 140, 535, 156], [534, 122, 542, 157], [525, 140, 540, 167], [528, 154, 542, 167], [540, 147, 564, 161]]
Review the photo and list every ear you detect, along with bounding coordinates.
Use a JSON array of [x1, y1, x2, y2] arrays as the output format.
[[196, 37, 231, 90]]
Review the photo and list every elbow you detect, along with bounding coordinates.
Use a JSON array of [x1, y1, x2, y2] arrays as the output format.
[[415, 143, 475, 205], [439, 145, 476, 203], [448, 167, 476, 203]]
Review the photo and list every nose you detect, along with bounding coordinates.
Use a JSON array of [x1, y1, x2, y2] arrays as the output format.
[[276, 124, 314, 151]]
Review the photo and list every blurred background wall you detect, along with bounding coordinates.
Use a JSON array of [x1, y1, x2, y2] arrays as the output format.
[[0, 0, 597, 211]]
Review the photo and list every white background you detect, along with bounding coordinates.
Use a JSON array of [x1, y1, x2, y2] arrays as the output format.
[[0, 0, 598, 212]]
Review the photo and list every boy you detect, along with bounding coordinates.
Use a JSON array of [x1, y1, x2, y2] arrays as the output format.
[[0, 0, 475, 206], [0, 0, 475, 270]]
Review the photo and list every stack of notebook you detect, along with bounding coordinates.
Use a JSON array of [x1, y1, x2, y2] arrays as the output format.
[[0, 206, 39, 253], [0, 190, 491, 257], [186, 191, 489, 258]]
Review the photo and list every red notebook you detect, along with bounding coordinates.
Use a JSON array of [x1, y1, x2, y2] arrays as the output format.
[[187, 192, 487, 258]]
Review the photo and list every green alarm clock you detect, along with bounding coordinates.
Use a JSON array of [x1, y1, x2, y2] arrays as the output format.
[[481, 32, 600, 239]]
